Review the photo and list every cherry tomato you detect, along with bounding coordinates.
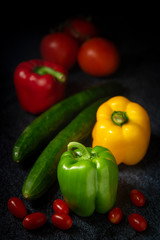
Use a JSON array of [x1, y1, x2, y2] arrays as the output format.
[[108, 207, 123, 224], [128, 213, 147, 232], [40, 32, 79, 70], [78, 37, 120, 77], [52, 213, 72, 230], [63, 18, 98, 44], [53, 199, 69, 215], [23, 212, 47, 230], [130, 189, 146, 207], [8, 197, 27, 219]]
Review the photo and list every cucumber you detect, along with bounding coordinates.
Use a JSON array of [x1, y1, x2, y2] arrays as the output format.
[[22, 98, 109, 200], [13, 82, 122, 163]]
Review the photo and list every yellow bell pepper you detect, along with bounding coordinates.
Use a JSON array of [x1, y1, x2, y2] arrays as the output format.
[[92, 96, 151, 165]]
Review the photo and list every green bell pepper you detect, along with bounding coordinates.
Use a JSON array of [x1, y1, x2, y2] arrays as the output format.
[[57, 142, 119, 217]]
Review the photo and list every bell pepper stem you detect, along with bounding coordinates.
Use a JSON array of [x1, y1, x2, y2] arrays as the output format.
[[34, 66, 66, 83], [68, 142, 90, 160], [111, 111, 128, 126]]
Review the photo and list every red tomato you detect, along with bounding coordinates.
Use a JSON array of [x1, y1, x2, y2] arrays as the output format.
[[52, 213, 72, 230], [53, 199, 69, 215], [63, 18, 98, 44], [108, 207, 123, 224], [78, 37, 120, 77], [23, 212, 47, 230], [8, 197, 27, 219], [130, 189, 146, 207], [40, 32, 79, 70], [128, 213, 147, 232]]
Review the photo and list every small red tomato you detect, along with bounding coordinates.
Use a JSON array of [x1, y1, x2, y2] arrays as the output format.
[[128, 213, 147, 232], [52, 213, 72, 230], [78, 37, 119, 77], [108, 207, 123, 224], [130, 189, 146, 207], [40, 32, 79, 70], [53, 199, 69, 215], [63, 18, 98, 44], [8, 197, 27, 219], [23, 212, 47, 230]]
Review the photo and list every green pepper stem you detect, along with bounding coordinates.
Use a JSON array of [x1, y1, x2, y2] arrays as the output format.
[[34, 66, 66, 83], [68, 142, 90, 160], [111, 111, 128, 126]]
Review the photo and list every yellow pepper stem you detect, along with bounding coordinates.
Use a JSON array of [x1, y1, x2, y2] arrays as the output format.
[[111, 111, 128, 126]]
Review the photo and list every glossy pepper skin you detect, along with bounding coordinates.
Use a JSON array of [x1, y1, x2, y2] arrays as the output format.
[[92, 96, 151, 165], [57, 142, 118, 217], [14, 59, 67, 114]]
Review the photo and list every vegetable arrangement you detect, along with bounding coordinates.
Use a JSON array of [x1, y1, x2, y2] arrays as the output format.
[[13, 82, 121, 163], [22, 98, 111, 200], [8, 188, 148, 232], [9, 15, 152, 236], [39, 22, 119, 76], [14, 16, 120, 114], [8, 197, 72, 230]]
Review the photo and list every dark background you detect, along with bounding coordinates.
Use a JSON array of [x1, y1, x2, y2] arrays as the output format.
[[1, 14, 160, 239]]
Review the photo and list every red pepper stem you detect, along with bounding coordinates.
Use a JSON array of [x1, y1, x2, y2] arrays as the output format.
[[111, 111, 128, 126], [34, 66, 66, 83], [68, 142, 90, 160]]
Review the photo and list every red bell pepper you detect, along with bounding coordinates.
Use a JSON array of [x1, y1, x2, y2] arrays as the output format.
[[14, 59, 68, 114]]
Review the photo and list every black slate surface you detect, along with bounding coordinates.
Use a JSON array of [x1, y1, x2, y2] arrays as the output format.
[[1, 16, 160, 240]]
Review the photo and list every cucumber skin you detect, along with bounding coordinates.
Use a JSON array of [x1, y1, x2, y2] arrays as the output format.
[[22, 98, 109, 200], [13, 82, 122, 163]]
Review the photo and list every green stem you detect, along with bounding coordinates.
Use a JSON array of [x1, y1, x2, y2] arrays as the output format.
[[34, 66, 66, 83], [68, 142, 90, 160], [111, 111, 128, 126]]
